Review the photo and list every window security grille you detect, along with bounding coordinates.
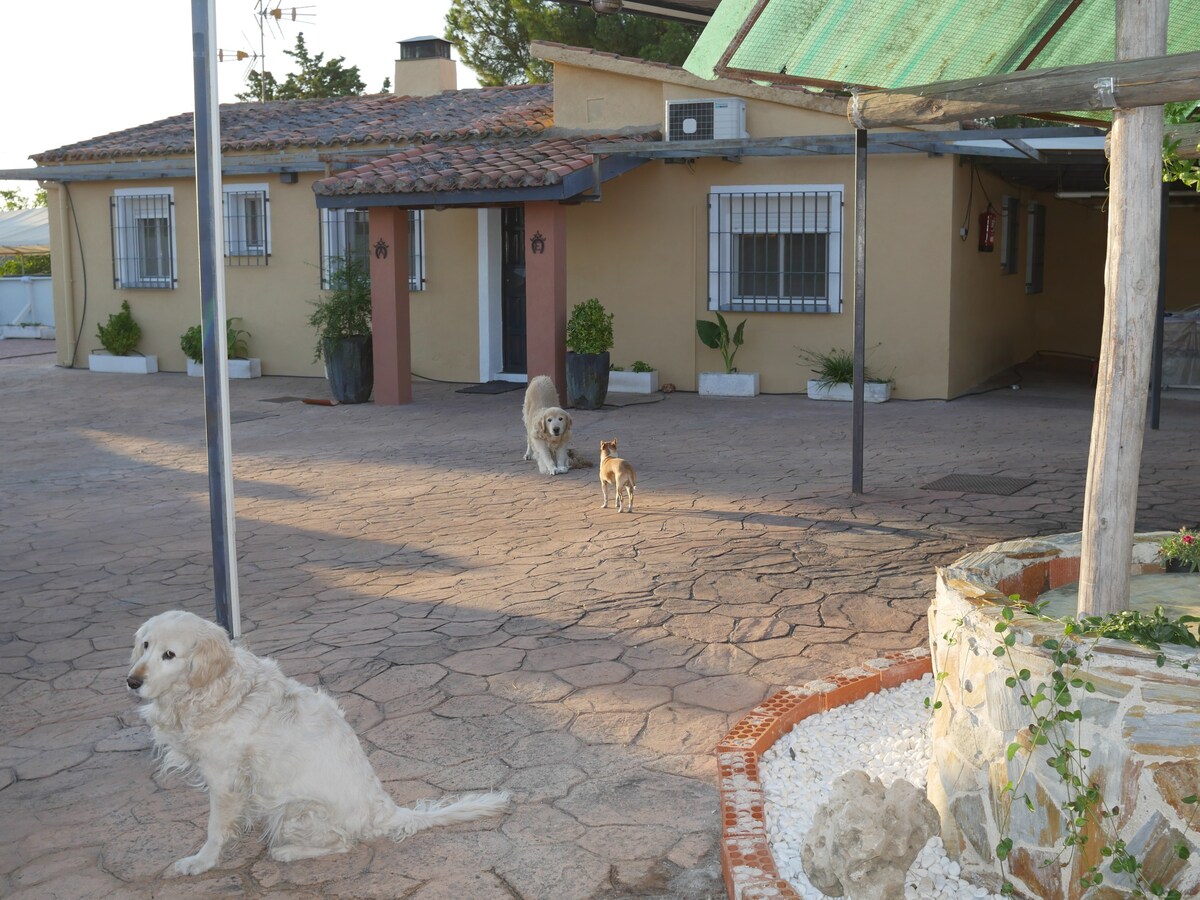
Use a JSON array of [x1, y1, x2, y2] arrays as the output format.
[[708, 188, 843, 313], [319, 208, 425, 291], [111, 192, 176, 289], [224, 189, 269, 266]]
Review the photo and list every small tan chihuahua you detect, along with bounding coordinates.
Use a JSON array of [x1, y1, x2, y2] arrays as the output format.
[[599, 439, 637, 513]]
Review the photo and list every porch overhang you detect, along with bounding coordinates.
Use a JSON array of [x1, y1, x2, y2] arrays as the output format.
[[314, 153, 647, 209], [312, 132, 654, 210], [589, 126, 1108, 161]]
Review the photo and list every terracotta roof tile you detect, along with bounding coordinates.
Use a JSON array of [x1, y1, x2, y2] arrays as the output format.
[[312, 133, 656, 198], [32, 84, 553, 163]]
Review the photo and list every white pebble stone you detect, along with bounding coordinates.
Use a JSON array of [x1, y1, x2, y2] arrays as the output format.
[[760, 675, 1006, 900]]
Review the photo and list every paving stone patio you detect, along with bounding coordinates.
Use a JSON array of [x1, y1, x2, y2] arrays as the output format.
[[0, 351, 1196, 898]]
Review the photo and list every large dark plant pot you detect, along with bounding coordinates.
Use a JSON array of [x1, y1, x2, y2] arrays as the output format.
[[1164, 558, 1197, 574], [323, 335, 374, 404], [565, 351, 610, 410]]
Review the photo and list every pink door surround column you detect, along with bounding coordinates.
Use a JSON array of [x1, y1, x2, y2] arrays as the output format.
[[368, 207, 412, 405], [523, 202, 567, 405]]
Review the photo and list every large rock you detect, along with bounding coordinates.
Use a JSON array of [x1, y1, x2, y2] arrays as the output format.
[[801, 770, 939, 900]]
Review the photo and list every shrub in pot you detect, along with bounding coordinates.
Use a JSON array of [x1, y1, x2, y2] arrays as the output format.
[[565, 297, 613, 409], [90, 300, 157, 373], [180, 318, 258, 377], [97, 300, 142, 357], [308, 258, 373, 403]]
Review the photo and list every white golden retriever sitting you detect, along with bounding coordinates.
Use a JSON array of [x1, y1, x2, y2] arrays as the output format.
[[522, 374, 573, 475], [127, 610, 509, 875]]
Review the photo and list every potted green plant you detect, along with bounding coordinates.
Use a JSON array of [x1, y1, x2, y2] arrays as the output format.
[[608, 360, 659, 394], [1158, 526, 1200, 573], [181, 318, 260, 378], [308, 258, 373, 403], [89, 300, 157, 374], [565, 297, 613, 409], [697, 312, 757, 396], [800, 347, 893, 402]]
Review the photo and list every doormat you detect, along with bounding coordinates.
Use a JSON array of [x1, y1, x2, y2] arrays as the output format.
[[921, 474, 1034, 496], [456, 381, 524, 395], [259, 396, 303, 404]]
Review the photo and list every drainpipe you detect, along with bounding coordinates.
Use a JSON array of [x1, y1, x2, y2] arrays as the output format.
[[55, 182, 77, 367]]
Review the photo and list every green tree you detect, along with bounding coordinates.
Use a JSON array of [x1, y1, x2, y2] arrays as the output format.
[[1163, 100, 1200, 191], [1, 187, 46, 210], [236, 33, 368, 101], [1, 187, 49, 275], [446, 0, 701, 86]]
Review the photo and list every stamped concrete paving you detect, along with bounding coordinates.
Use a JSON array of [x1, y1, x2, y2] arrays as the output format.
[[0, 354, 1196, 899]]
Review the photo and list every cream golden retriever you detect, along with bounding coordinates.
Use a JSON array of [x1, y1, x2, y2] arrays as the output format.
[[522, 374, 573, 475], [127, 610, 509, 875]]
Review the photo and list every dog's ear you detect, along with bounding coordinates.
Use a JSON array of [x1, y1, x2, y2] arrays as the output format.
[[562, 411, 573, 433], [130, 624, 147, 665], [534, 413, 550, 441], [187, 627, 233, 689]]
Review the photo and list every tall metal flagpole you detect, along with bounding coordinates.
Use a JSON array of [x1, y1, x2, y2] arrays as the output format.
[[851, 128, 868, 494], [191, 0, 242, 638]]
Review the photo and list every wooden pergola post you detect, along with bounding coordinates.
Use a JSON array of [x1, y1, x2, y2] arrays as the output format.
[[1077, 0, 1167, 617]]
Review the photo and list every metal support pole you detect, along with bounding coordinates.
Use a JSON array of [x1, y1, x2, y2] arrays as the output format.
[[191, 0, 241, 637], [1149, 179, 1169, 430], [852, 129, 868, 494]]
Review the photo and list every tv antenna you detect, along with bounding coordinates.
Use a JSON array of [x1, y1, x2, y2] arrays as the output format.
[[219, 1, 317, 102]]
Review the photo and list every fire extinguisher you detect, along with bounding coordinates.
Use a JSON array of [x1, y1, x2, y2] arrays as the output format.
[[978, 204, 997, 252]]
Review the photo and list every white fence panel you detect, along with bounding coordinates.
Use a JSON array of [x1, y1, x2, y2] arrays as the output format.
[[0, 276, 54, 328]]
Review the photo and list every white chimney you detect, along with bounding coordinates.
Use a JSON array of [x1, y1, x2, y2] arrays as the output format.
[[395, 37, 457, 97]]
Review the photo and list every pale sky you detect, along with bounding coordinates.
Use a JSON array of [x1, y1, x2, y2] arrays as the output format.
[[0, 0, 480, 198]]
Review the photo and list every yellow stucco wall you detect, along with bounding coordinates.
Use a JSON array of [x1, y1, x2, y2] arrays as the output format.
[[555, 59, 956, 398], [49, 172, 332, 377], [563, 149, 955, 397], [410, 207, 480, 382], [46, 171, 487, 381]]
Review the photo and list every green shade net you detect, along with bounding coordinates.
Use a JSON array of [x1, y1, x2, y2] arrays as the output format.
[[686, 0, 1200, 91]]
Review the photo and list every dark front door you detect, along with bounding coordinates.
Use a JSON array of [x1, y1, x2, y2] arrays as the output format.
[[501, 206, 527, 374]]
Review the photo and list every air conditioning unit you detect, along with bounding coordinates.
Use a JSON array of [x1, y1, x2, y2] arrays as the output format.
[[666, 98, 747, 142]]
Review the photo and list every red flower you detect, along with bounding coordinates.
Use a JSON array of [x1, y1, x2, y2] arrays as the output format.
[[1184, 534, 1195, 545]]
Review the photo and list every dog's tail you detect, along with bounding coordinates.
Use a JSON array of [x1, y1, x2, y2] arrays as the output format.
[[384, 791, 510, 840]]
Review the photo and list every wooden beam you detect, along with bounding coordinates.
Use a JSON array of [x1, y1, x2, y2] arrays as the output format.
[[1077, 0, 1168, 619], [1167, 122, 1200, 158], [849, 49, 1200, 128]]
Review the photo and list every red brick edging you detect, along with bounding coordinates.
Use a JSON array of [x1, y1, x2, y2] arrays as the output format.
[[715, 647, 933, 900]]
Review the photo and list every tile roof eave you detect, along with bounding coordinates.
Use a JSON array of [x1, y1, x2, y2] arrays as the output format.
[[314, 153, 648, 209]]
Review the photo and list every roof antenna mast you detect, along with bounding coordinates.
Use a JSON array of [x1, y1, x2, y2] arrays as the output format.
[[219, 1, 316, 102]]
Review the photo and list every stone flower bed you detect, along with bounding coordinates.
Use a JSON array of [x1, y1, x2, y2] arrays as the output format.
[[715, 648, 932, 898], [930, 532, 1200, 899]]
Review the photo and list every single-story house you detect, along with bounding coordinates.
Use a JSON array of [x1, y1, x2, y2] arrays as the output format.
[[5, 36, 1197, 401]]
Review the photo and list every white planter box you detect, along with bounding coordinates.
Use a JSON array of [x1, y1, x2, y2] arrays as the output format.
[[1, 325, 54, 339], [807, 379, 892, 403], [608, 369, 659, 394], [187, 358, 262, 379], [89, 352, 158, 374], [699, 371, 759, 397]]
